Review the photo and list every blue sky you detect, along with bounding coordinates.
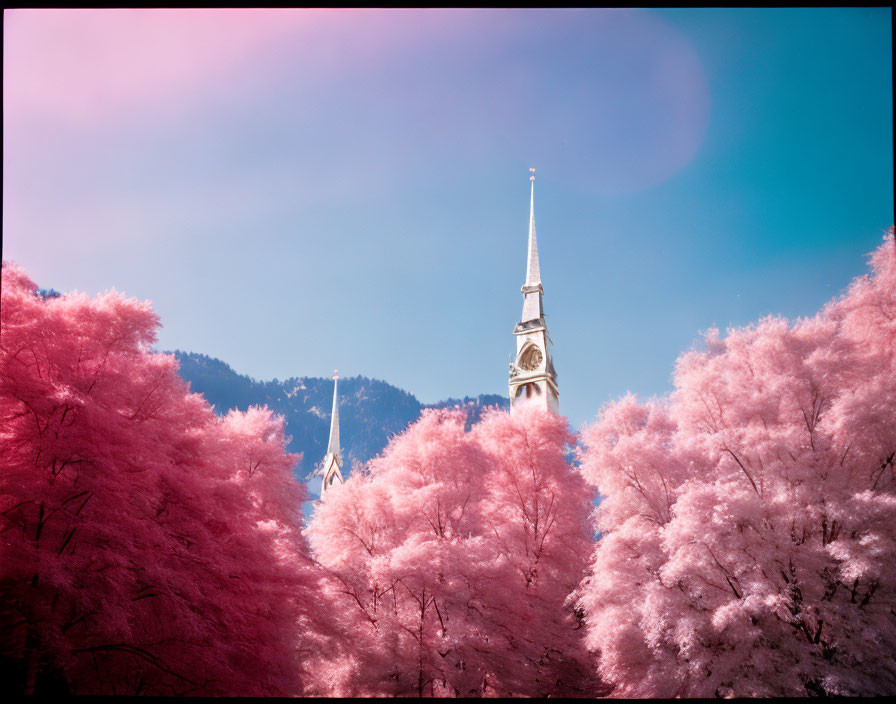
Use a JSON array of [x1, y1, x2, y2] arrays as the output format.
[[4, 8, 893, 431]]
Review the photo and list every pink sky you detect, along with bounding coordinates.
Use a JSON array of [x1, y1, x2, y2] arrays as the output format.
[[6, 10, 275, 125], [4, 9, 476, 129]]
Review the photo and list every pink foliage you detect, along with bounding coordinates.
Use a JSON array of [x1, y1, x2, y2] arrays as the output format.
[[0, 263, 330, 695], [578, 235, 896, 697], [307, 403, 596, 697]]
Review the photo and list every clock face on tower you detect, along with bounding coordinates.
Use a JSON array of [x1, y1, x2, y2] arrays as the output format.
[[520, 346, 543, 371]]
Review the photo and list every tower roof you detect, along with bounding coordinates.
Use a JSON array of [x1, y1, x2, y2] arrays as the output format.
[[327, 371, 340, 458], [525, 174, 541, 287]]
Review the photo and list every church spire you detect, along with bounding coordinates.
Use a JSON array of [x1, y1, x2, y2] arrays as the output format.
[[521, 169, 544, 323], [327, 371, 340, 459], [321, 370, 345, 494], [525, 171, 541, 287]]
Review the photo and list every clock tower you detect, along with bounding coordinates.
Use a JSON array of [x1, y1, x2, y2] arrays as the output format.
[[509, 170, 559, 415]]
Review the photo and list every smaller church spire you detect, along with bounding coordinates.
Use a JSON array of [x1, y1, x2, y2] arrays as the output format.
[[525, 169, 541, 287], [327, 370, 340, 461], [321, 369, 345, 494]]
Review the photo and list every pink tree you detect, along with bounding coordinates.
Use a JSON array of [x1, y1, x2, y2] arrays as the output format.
[[307, 403, 595, 697], [0, 263, 332, 695], [472, 405, 598, 695], [577, 234, 896, 697]]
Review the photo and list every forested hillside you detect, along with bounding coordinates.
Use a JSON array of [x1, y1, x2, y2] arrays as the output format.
[[172, 351, 507, 483]]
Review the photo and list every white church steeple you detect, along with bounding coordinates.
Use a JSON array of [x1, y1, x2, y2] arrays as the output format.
[[320, 370, 345, 493], [521, 173, 544, 322], [509, 170, 559, 414]]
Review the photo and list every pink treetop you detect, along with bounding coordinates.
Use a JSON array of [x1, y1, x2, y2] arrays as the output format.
[[0, 263, 332, 695], [577, 234, 896, 697], [308, 402, 596, 697], [308, 409, 492, 696]]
